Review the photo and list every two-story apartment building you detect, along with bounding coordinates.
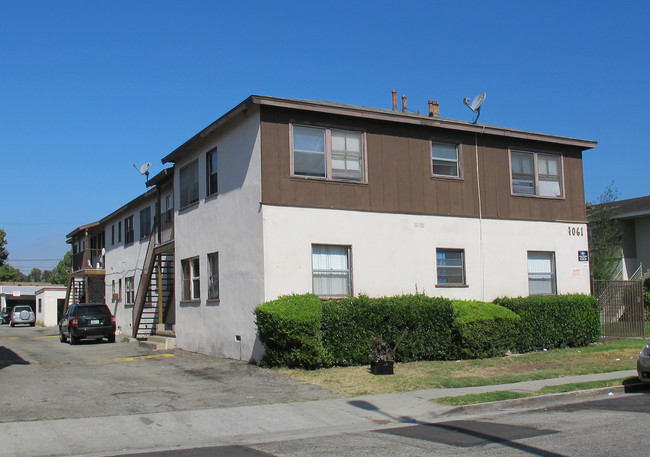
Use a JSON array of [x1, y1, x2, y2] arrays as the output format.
[[66, 94, 596, 361]]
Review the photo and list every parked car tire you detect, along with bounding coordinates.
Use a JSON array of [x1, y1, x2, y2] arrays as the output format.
[[107, 333, 116, 343], [10, 322, 14, 327], [70, 334, 79, 345], [59, 330, 67, 343]]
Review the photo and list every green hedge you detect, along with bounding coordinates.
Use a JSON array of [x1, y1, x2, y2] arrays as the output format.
[[253, 294, 332, 369], [452, 300, 520, 359], [494, 294, 600, 352], [321, 294, 456, 366]]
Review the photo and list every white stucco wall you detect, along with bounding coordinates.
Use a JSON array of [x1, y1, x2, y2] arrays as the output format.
[[173, 108, 265, 361], [262, 206, 590, 302], [103, 195, 159, 335], [35, 287, 66, 327]]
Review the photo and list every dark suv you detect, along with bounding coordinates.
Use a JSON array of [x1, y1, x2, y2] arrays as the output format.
[[59, 303, 116, 344]]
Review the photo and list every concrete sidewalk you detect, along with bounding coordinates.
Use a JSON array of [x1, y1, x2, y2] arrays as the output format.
[[3, 369, 640, 457]]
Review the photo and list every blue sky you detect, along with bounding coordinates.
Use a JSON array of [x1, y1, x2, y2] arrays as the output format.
[[1, 1, 648, 273]]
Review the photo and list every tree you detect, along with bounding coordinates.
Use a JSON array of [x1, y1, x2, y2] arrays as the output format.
[[588, 184, 623, 281], [0, 264, 24, 282], [0, 228, 8, 266], [50, 251, 72, 285], [28, 267, 43, 283], [42, 270, 52, 283]]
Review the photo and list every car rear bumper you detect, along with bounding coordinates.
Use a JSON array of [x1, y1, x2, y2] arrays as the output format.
[[71, 326, 115, 339]]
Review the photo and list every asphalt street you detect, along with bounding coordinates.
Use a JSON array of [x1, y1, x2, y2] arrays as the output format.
[[1, 324, 649, 457]]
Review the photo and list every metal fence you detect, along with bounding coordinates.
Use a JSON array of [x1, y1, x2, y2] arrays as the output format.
[[593, 279, 645, 338]]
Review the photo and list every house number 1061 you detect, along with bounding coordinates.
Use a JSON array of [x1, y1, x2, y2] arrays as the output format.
[[568, 226, 584, 236]]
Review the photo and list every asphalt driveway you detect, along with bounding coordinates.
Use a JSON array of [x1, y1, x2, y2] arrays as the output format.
[[0, 325, 338, 423]]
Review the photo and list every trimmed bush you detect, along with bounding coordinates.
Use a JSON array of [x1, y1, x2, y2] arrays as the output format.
[[254, 294, 332, 369], [452, 300, 520, 359], [321, 294, 456, 366], [494, 294, 600, 352]]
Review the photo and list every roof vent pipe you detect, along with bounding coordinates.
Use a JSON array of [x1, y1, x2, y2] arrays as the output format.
[[402, 95, 407, 112], [392, 90, 397, 111], [428, 100, 440, 117]]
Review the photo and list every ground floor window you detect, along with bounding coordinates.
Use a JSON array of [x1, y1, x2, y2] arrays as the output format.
[[208, 252, 219, 300], [125, 276, 135, 304], [312, 244, 351, 297], [528, 251, 557, 295], [436, 248, 466, 285], [181, 257, 200, 301]]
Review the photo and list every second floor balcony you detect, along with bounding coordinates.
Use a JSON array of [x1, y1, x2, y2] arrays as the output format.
[[72, 248, 105, 273]]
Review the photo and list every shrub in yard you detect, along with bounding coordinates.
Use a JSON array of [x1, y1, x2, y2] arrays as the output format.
[[254, 294, 332, 369], [321, 294, 456, 366], [452, 300, 520, 359], [494, 294, 600, 352]]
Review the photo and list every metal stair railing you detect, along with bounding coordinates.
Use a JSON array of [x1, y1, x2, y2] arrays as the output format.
[[132, 225, 158, 338]]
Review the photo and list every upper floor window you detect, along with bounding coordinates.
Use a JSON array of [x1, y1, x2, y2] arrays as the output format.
[[292, 125, 365, 182], [180, 159, 199, 207], [510, 150, 563, 198], [140, 207, 151, 239], [118, 221, 122, 243], [207, 148, 218, 197], [432, 142, 460, 178], [165, 194, 173, 222], [124, 215, 134, 245]]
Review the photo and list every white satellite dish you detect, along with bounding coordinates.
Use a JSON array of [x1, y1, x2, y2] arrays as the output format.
[[133, 162, 152, 181], [463, 92, 486, 123]]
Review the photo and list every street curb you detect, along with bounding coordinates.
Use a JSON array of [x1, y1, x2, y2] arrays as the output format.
[[440, 383, 649, 417]]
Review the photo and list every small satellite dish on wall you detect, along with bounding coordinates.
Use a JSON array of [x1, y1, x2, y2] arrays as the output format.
[[133, 162, 152, 181], [463, 92, 486, 124]]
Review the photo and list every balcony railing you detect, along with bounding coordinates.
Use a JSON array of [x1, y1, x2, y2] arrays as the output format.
[[72, 248, 105, 272]]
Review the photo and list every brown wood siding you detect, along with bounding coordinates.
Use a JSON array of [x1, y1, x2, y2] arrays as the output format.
[[260, 106, 588, 223]]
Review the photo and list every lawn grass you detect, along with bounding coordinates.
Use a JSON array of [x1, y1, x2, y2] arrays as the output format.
[[433, 377, 637, 406], [275, 338, 645, 396]]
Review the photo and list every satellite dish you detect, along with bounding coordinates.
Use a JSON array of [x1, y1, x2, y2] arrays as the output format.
[[139, 162, 152, 175], [463, 92, 486, 123], [132, 162, 152, 181]]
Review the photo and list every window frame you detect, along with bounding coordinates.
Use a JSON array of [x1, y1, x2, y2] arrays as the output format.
[[179, 159, 199, 208], [139, 207, 152, 240], [206, 147, 218, 197], [509, 149, 564, 198], [436, 248, 467, 287], [125, 276, 135, 305], [527, 251, 557, 296], [431, 141, 462, 179], [311, 244, 352, 298], [118, 221, 122, 243], [124, 215, 134, 245], [291, 124, 367, 183], [181, 257, 201, 302], [207, 252, 219, 301]]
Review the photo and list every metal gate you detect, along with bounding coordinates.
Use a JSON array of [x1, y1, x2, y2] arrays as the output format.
[[593, 279, 645, 338]]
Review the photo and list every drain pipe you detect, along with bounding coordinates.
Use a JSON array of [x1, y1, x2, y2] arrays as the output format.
[[475, 131, 485, 301]]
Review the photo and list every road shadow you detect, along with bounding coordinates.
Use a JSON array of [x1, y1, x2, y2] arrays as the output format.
[[0, 346, 30, 369]]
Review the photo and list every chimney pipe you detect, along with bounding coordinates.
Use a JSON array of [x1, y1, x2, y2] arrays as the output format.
[[402, 95, 407, 113], [392, 90, 397, 111], [428, 100, 440, 117]]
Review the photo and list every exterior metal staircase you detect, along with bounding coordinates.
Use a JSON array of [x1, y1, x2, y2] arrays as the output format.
[[132, 228, 175, 339]]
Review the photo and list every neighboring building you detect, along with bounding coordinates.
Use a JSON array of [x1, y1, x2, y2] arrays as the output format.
[[34, 286, 67, 326], [66, 94, 596, 361], [589, 195, 650, 280], [0, 283, 50, 317]]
